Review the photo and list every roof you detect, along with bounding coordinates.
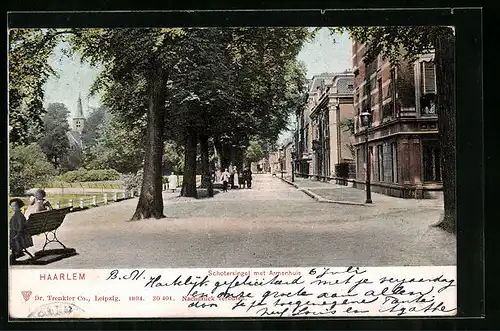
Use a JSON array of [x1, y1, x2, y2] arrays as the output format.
[[76, 95, 85, 118], [336, 76, 355, 94], [308, 73, 336, 93], [67, 131, 83, 149], [308, 71, 355, 94]]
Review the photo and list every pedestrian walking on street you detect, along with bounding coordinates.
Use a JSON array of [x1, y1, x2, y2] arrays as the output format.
[[221, 168, 230, 192], [247, 168, 253, 188], [233, 166, 240, 189], [243, 167, 253, 188], [238, 168, 245, 188], [168, 172, 178, 192], [229, 166, 235, 189]]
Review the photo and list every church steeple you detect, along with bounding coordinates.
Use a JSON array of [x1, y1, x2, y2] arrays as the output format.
[[72, 94, 86, 133], [76, 94, 84, 118]]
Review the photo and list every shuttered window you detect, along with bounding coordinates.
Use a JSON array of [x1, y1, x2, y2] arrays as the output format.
[[421, 61, 437, 94]]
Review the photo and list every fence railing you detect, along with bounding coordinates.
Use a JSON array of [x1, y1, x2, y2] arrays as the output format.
[[52, 189, 138, 210], [48, 176, 203, 211]]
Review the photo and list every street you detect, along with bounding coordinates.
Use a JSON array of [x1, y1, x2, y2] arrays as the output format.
[[14, 174, 456, 269]]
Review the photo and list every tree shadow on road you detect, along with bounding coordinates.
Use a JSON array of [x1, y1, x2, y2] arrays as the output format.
[[196, 188, 221, 199]]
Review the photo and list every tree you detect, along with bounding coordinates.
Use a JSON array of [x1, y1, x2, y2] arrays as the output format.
[[245, 140, 265, 165], [69, 27, 312, 216], [81, 106, 107, 148], [203, 28, 309, 173], [62, 147, 83, 172], [9, 29, 70, 145], [162, 141, 184, 175], [69, 28, 187, 220], [84, 113, 145, 174], [9, 143, 55, 195], [335, 26, 456, 232], [38, 102, 71, 170], [162, 28, 240, 198]]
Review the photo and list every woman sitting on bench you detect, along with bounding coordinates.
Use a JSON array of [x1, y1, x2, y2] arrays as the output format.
[[24, 189, 52, 219], [10, 198, 34, 262]]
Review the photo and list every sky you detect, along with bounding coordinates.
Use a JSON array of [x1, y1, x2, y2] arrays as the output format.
[[297, 28, 352, 79], [279, 28, 352, 144], [43, 42, 101, 119], [42, 27, 353, 133]]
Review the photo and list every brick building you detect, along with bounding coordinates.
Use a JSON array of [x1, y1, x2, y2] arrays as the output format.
[[352, 40, 442, 198]]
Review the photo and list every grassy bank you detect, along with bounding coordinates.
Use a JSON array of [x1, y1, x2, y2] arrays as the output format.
[[8, 193, 102, 218]]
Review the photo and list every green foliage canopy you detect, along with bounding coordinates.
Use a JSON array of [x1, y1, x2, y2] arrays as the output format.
[[38, 102, 71, 169], [9, 143, 55, 195]]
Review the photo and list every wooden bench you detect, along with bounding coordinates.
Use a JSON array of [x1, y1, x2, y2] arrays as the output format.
[[24, 207, 73, 258]]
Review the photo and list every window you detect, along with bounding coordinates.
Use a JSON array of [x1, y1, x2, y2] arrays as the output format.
[[356, 148, 365, 179], [422, 140, 442, 181], [347, 83, 354, 90], [378, 77, 383, 112], [354, 91, 360, 115], [420, 61, 437, 115], [377, 78, 387, 119], [377, 145, 384, 181], [304, 124, 309, 153], [364, 80, 371, 110], [391, 142, 398, 183], [382, 68, 396, 119]]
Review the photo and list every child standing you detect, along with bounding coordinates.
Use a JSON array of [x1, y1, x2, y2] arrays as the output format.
[[221, 168, 230, 192], [9, 198, 34, 262]]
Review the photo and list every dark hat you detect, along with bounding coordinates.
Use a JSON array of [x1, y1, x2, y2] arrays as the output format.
[[9, 198, 24, 208], [34, 189, 46, 200]]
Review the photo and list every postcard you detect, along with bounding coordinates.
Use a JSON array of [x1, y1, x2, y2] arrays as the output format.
[[8, 19, 458, 319]]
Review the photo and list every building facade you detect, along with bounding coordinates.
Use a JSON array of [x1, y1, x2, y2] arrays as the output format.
[[352, 41, 442, 198], [268, 150, 280, 175], [295, 72, 355, 180]]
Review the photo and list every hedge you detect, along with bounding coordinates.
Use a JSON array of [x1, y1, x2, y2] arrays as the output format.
[[59, 169, 121, 183]]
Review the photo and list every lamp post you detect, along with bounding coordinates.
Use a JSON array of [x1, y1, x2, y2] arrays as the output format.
[[360, 112, 373, 204], [280, 148, 284, 179], [291, 147, 296, 182]]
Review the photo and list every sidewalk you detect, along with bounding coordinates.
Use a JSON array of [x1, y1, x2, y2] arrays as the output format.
[[278, 175, 444, 210]]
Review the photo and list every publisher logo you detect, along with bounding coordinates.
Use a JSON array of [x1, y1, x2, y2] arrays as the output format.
[[21, 290, 32, 301]]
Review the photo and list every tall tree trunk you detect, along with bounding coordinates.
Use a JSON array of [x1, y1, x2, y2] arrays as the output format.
[[181, 129, 198, 198], [199, 134, 213, 197], [234, 148, 244, 171], [434, 29, 456, 232], [213, 139, 223, 170], [132, 63, 167, 220], [218, 143, 231, 170]]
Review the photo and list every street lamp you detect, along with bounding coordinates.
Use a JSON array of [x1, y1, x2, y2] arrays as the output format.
[[291, 147, 297, 182], [280, 148, 284, 179], [360, 112, 373, 204]]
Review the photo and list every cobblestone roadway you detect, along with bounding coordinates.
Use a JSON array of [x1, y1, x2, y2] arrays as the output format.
[[14, 174, 455, 268]]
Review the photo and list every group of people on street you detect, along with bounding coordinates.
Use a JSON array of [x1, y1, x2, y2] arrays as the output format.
[[220, 166, 253, 193], [10, 189, 52, 263]]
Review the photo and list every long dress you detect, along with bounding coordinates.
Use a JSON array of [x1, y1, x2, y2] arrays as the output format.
[[234, 172, 239, 187], [10, 211, 34, 254], [168, 174, 178, 191]]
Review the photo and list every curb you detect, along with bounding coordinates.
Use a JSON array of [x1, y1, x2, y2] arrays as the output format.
[[278, 176, 300, 189], [278, 177, 368, 206]]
